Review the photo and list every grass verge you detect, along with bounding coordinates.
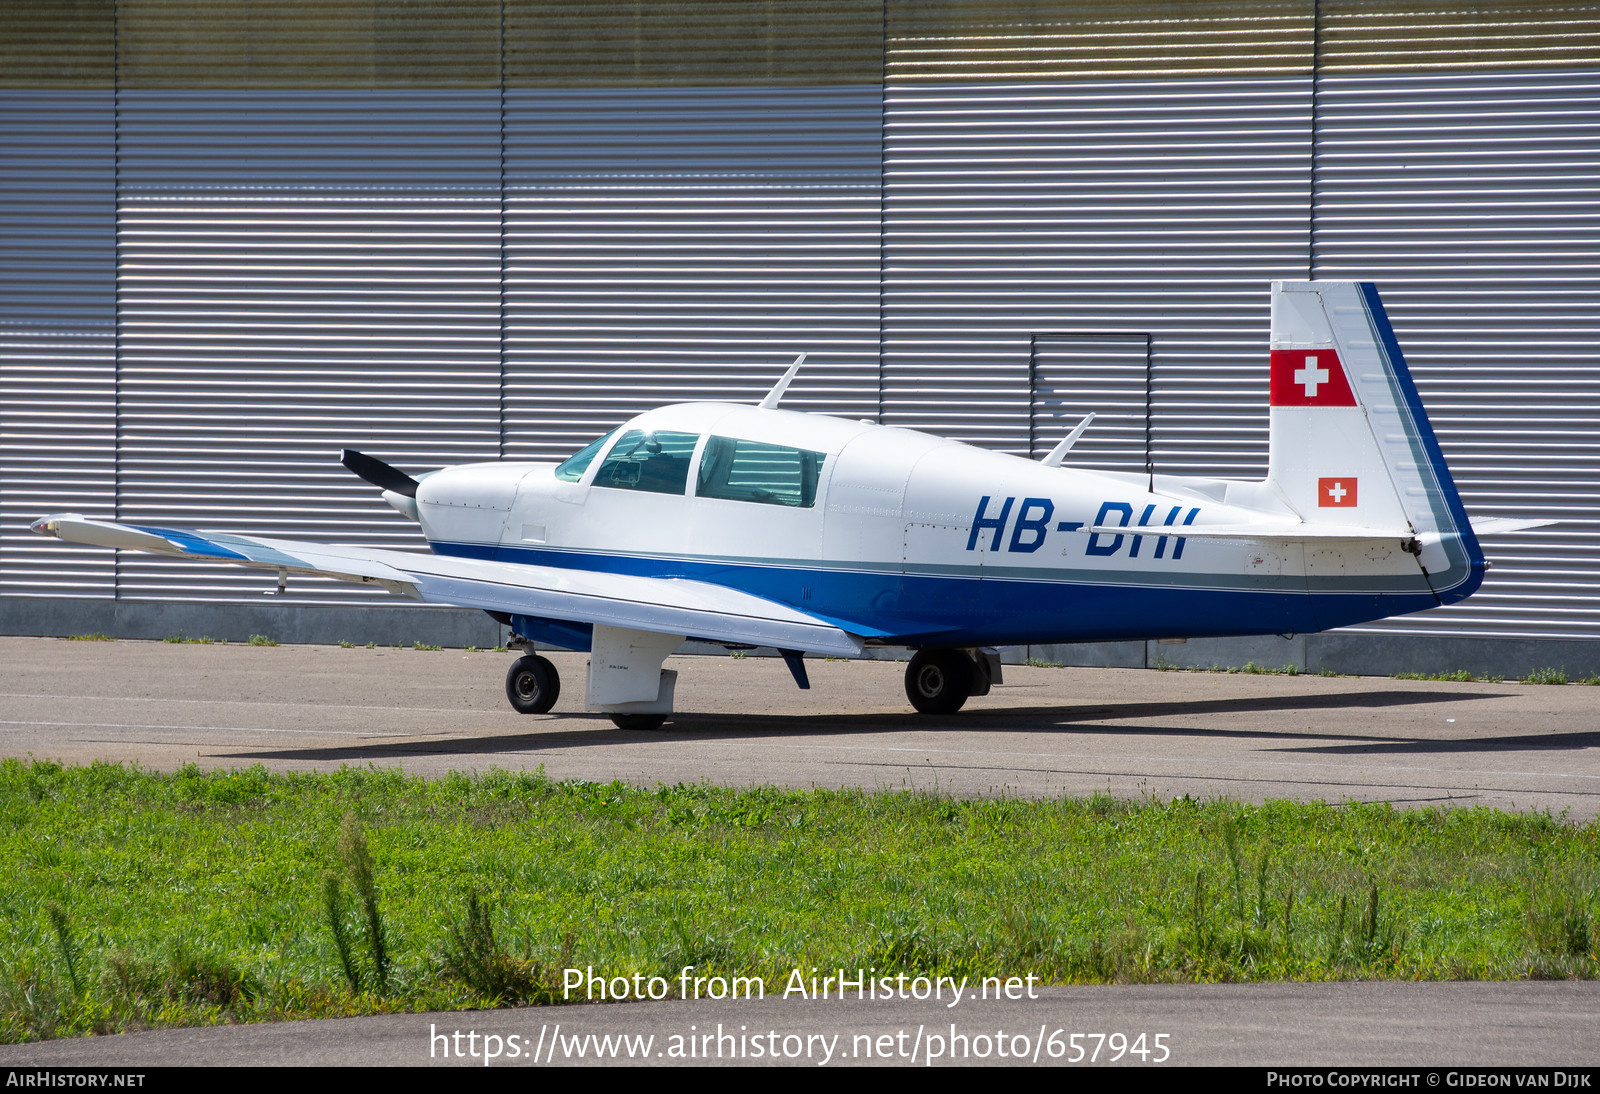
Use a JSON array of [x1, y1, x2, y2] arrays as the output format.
[[2, 760, 1597, 1041]]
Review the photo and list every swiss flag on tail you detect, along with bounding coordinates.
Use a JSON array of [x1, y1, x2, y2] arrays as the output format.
[[1270, 349, 1357, 407], [1318, 477, 1358, 507]]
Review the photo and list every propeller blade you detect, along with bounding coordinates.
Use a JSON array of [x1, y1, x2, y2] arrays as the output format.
[[341, 449, 420, 498]]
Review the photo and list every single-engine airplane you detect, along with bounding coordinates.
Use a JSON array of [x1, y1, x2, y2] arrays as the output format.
[[33, 282, 1549, 728]]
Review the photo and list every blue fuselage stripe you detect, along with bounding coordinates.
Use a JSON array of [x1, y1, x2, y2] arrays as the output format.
[[433, 540, 1443, 646]]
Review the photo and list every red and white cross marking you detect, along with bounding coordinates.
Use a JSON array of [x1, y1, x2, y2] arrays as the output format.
[[1318, 477, 1358, 508], [1295, 358, 1329, 396], [1269, 349, 1357, 407]]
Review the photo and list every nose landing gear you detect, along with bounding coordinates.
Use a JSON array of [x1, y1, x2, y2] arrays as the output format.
[[505, 654, 560, 714]]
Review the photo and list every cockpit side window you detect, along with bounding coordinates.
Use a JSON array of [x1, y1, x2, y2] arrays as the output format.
[[553, 428, 618, 483], [696, 437, 825, 508], [592, 429, 700, 494]]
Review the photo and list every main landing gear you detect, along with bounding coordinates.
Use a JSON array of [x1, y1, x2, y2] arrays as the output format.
[[904, 648, 999, 715], [506, 643, 995, 722], [904, 649, 973, 714]]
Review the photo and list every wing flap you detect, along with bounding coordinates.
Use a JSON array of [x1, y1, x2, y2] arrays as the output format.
[[31, 514, 865, 658]]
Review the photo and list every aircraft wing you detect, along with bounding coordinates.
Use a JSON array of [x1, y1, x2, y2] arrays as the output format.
[[29, 514, 867, 658]]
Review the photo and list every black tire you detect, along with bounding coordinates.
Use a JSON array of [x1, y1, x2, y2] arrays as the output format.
[[904, 649, 973, 715], [610, 712, 667, 731], [505, 655, 560, 714]]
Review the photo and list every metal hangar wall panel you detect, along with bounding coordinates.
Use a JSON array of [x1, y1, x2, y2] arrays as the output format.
[[1, 0, 1597, 655]]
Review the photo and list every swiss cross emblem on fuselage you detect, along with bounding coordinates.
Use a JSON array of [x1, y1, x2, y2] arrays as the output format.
[[1269, 349, 1357, 407], [1318, 477, 1358, 507]]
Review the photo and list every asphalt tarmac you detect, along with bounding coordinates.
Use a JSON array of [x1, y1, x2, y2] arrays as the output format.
[[2, 637, 1598, 817], [3, 636, 1599, 1067], [1, 982, 1596, 1067]]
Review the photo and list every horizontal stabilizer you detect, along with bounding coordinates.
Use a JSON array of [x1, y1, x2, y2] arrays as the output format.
[[1074, 521, 1415, 541], [1471, 517, 1558, 536], [1072, 512, 1552, 543]]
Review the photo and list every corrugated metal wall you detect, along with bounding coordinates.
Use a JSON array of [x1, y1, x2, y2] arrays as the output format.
[[2, 0, 1596, 647], [1313, 68, 1600, 639], [502, 85, 883, 462], [1306, 0, 1600, 640], [111, 90, 504, 600], [0, 89, 117, 597], [879, 0, 1600, 643], [879, 75, 1312, 469]]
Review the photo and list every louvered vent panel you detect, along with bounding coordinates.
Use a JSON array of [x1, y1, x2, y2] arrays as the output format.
[[886, 0, 1314, 81], [1319, 0, 1600, 74], [116, 0, 500, 88], [507, 0, 883, 86]]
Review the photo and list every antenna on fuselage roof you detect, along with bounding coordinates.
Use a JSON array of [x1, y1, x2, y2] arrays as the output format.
[[1039, 411, 1097, 468], [758, 353, 806, 410]]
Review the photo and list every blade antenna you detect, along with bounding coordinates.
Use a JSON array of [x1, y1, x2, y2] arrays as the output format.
[[758, 353, 806, 410], [1040, 412, 1096, 467]]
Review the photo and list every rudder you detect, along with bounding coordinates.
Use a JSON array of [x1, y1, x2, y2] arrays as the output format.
[[1266, 280, 1483, 602]]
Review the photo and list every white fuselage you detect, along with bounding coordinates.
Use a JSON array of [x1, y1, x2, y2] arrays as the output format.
[[412, 401, 1442, 648]]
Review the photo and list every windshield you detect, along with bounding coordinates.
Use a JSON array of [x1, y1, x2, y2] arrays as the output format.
[[592, 429, 701, 495], [553, 429, 618, 482]]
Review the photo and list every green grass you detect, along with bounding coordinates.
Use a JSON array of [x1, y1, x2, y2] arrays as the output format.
[[247, 635, 277, 647], [1154, 660, 1302, 676], [1233, 661, 1298, 676], [62, 634, 115, 642], [1390, 667, 1600, 685], [1524, 667, 1570, 685], [2, 760, 1597, 1042]]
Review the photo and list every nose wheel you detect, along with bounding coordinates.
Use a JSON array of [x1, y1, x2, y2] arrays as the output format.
[[505, 654, 561, 714], [904, 649, 973, 715]]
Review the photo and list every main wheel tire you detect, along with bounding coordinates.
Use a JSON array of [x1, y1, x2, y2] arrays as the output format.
[[904, 649, 973, 715], [505, 654, 560, 714], [610, 712, 667, 731]]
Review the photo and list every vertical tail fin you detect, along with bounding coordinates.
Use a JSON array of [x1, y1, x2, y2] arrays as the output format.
[[1266, 280, 1483, 602]]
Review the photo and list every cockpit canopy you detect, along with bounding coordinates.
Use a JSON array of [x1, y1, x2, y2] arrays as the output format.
[[554, 414, 831, 509]]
